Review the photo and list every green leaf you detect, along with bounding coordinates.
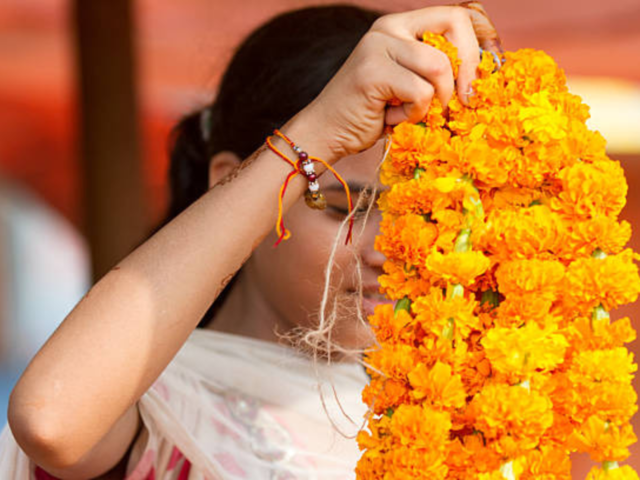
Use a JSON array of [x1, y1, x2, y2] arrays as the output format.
[[394, 297, 412, 316]]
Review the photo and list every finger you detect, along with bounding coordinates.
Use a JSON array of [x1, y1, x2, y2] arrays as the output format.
[[382, 64, 435, 125], [387, 36, 455, 108], [440, 8, 480, 105], [374, 7, 480, 105], [458, 1, 504, 54]]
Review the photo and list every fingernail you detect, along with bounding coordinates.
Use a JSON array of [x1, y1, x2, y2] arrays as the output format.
[[464, 85, 475, 104]]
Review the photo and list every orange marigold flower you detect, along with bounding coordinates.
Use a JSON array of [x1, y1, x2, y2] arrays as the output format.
[[520, 444, 572, 479], [562, 249, 640, 313], [550, 159, 628, 219], [411, 287, 480, 340], [390, 404, 452, 449], [478, 205, 565, 261], [362, 377, 409, 416], [426, 250, 491, 286], [563, 216, 632, 259], [407, 361, 467, 408], [468, 383, 553, 457], [378, 259, 434, 300], [446, 434, 503, 476], [569, 415, 637, 462], [367, 303, 415, 343], [375, 213, 438, 268], [363, 35, 638, 477], [482, 324, 568, 378], [365, 342, 421, 382], [385, 123, 452, 178], [567, 317, 637, 352], [495, 258, 565, 300]]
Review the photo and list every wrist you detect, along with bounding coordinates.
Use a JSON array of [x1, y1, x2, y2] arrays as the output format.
[[279, 106, 344, 169]]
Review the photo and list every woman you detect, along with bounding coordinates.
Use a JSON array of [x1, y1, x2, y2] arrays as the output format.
[[1, 3, 501, 479]]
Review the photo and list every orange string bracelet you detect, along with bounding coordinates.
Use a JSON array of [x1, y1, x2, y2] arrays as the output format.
[[266, 129, 354, 247]]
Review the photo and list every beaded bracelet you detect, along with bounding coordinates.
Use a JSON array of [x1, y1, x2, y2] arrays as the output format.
[[266, 129, 354, 247]]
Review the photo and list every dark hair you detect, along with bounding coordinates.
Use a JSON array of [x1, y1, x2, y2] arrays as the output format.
[[164, 5, 382, 328]]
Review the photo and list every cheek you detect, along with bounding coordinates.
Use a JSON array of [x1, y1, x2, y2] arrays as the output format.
[[251, 199, 356, 319]]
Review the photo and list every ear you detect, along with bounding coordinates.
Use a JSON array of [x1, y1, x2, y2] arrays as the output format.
[[208, 151, 242, 188]]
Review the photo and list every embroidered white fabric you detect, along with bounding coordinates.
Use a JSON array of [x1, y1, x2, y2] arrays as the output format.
[[0, 329, 369, 479]]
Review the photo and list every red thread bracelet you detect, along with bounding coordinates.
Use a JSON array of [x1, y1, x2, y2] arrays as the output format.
[[266, 129, 354, 247]]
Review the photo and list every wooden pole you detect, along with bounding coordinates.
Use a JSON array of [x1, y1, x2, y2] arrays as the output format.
[[73, 0, 147, 280]]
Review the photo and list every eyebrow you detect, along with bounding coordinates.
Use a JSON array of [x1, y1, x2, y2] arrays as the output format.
[[323, 182, 372, 193]]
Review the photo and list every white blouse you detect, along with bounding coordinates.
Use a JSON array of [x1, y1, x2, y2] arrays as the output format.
[[0, 329, 369, 479]]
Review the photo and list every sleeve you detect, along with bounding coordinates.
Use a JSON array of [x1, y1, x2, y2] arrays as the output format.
[[0, 424, 38, 479]]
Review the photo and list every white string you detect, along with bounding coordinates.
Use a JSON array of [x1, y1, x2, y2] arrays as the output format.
[[293, 134, 394, 438]]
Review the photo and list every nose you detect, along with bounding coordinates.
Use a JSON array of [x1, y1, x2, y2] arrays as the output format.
[[358, 209, 386, 269]]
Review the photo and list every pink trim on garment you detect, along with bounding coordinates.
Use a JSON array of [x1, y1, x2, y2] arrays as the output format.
[[213, 451, 247, 477], [124, 448, 156, 480], [34, 466, 59, 480]]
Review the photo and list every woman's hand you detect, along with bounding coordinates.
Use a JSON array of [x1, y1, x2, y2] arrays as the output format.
[[295, 3, 501, 162]]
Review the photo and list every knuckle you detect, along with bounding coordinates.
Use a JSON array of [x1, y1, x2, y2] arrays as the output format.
[[449, 6, 472, 26], [354, 58, 379, 88], [371, 13, 396, 32], [417, 83, 435, 107], [429, 52, 452, 78], [358, 30, 386, 58]]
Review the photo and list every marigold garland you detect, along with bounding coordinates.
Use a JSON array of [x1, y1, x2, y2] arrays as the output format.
[[357, 32, 640, 479]]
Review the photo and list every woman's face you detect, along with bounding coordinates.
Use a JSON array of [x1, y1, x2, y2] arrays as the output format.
[[243, 139, 390, 350]]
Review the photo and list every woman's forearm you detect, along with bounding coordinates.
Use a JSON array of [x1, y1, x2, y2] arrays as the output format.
[[7, 111, 333, 468]]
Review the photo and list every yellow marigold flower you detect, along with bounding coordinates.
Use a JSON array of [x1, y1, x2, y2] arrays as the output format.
[[587, 465, 640, 480], [569, 415, 637, 462], [500, 49, 567, 98], [482, 323, 568, 378], [407, 361, 467, 408], [550, 159, 628, 219], [468, 383, 553, 457], [426, 250, 491, 286], [519, 91, 569, 143], [562, 249, 640, 313], [568, 347, 636, 384], [560, 91, 591, 123], [495, 258, 565, 300]]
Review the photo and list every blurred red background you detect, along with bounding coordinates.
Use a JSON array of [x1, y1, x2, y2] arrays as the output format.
[[0, 0, 639, 473]]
